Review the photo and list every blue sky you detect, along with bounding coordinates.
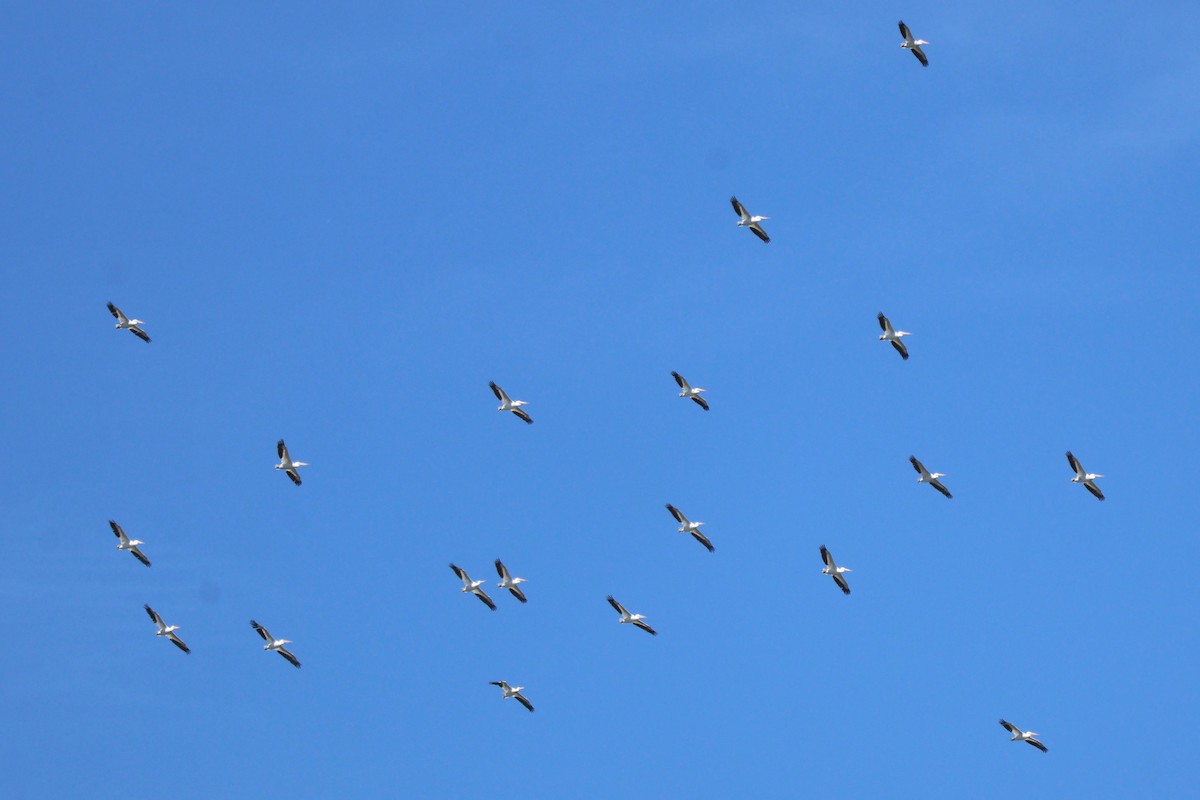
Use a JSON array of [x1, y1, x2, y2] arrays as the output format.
[[2, 3, 1198, 797]]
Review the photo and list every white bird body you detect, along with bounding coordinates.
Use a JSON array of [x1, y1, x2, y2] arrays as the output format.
[[1066, 451, 1104, 501], [490, 381, 533, 424], [275, 439, 308, 485]]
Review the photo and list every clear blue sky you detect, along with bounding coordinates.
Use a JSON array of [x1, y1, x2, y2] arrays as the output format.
[[2, 3, 1198, 798]]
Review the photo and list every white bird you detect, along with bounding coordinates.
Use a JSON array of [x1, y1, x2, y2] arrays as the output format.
[[109, 519, 150, 567], [250, 620, 301, 668], [489, 680, 535, 713], [898, 20, 929, 67], [494, 559, 528, 603], [1066, 451, 1104, 501], [490, 381, 533, 424], [999, 719, 1048, 752], [275, 439, 308, 486], [730, 196, 770, 243], [607, 595, 657, 636], [909, 455, 952, 499], [107, 302, 151, 343], [451, 563, 497, 610], [877, 312, 911, 361], [144, 604, 190, 654], [665, 503, 715, 552], [671, 371, 709, 411], [819, 545, 852, 595]]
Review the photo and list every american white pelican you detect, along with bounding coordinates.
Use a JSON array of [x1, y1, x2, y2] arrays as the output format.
[[671, 371, 709, 411], [451, 563, 497, 610], [898, 21, 929, 67], [275, 439, 308, 486], [730, 196, 770, 243], [819, 545, 852, 595], [607, 595, 657, 636], [877, 312, 911, 361], [250, 620, 301, 668], [494, 559, 528, 603], [1066, 451, 1104, 501], [999, 719, 1048, 752], [489, 681, 535, 713], [107, 302, 151, 343], [665, 504, 715, 552], [909, 455, 952, 499], [144, 604, 190, 653], [109, 520, 150, 567], [489, 381, 533, 424]]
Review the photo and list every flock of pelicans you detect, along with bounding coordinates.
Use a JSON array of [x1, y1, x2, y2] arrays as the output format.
[[98, 20, 1109, 754]]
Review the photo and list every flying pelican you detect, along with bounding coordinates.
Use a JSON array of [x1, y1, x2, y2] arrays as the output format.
[[489, 681, 535, 713], [898, 21, 929, 67], [250, 620, 301, 668], [909, 455, 952, 499], [144, 604, 190, 653], [489, 381, 533, 424], [106, 302, 151, 343], [877, 312, 911, 361], [1066, 451, 1104, 501], [819, 545, 852, 595], [665, 504, 715, 552], [999, 719, 1048, 752], [670, 371, 709, 411], [494, 559, 528, 603], [275, 439, 308, 486], [730, 196, 770, 243], [109, 520, 150, 567], [451, 563, 497, 610], [607, 595, 657, 636]]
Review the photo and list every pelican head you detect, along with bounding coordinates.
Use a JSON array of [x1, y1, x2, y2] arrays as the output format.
[[931, 472, 946, 479]]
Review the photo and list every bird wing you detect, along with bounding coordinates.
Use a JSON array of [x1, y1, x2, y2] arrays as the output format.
[[833, 572, 851, 595], [671, 371, 689, 390], [450, 563, 469, 583], [898, 21, 912, 40], [607, 595, 627, 615], [931, 478, 953, 499], [515, 694, 535, 713], [690, 529, 715, 552], [494, 559, 510, 580], [251, 620, 272, 642], [168, 633, 191, 654], [730, 196, 746, 217], [277, 439, 289, 461], [665, 504, 687, 524], [1066, 451, 1082, 475], [512, 407, 534, 425], [489, 681, 507, 689], [508, 585, 528, 603], [130, 546, 151, 567], [489, 381, 508, 402], [691, 395, 710, 411], [278, 648, 301, 668], [749, 223, 770, 243], [110, 520, 128, 543], [911, 45, 928, 67], [144, 604, 163, 626], [877, 312, 892, 333], [909, 456, 925, 474], [107, 302, 125, 322], [130, 326, 151, 343], [1085, 481, 1105, 501], [891, 339, 909, 360], [820, 545, 834, 569], [474, 588, 497, 611], [1027, 738, 1048, 753], [286, 468, 302, 486], [633, 620, 658, 636], [999, 719, 1018, 734]]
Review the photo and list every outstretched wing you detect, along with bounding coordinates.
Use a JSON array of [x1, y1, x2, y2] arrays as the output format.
[[931, 478, 953, 499], [250, 620, 272, 642], [911, 45, 928, 67], [1085, 481, 1105, 501], [1066, 451, 1081, 474], [144, 604, 162, 625], [898, 20, 912, 40], [494, 559, 510, 580], [277, 439, 288, 461], [515, 694, 535, 713], [691, 395, 710, 411], [607, 595, 627, 615], [1026, 739, 1048, 753], [671, 371, 688, 390], [877, 312, 891, 333], [512, 407, 534, 425], [749, 223, 770, 243], [820, 545, 835, 569], [110, 520, 128, 543], [690, 529, 715, 553], [633, 620, 658, 636], [489, 381, 508, 402], [286, 468, 302, 486], [833, 572, 851, 595], [891, 338, 909, 360], [107, 302, 124, 321], [130, 326, 151, 343], [999, 719, 1018, 734], [277, 647, 302, 669], [129, 546, 151, 567], [474, 589, 497, 611], [665, 504, 687, 524], [168, 633, 191, 654], [730, 196, 746, 217], [909, 456, 925, 474], [450, 563, 469, 582], [507, 585, 528, 603]]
